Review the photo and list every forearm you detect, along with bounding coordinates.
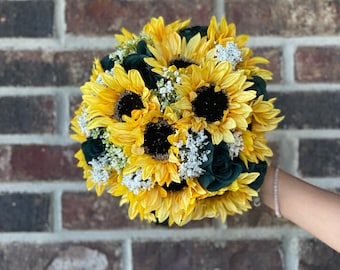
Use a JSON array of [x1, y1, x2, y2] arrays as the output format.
[[260, 166, 340, 253]]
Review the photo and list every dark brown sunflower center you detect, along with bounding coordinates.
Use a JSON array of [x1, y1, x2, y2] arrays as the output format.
[[169, 58, 196, 69], [114, 90, 144, 121], [163, 181, 188, 192], [192, 85, 229, 123], [143, 120, 175, 160]]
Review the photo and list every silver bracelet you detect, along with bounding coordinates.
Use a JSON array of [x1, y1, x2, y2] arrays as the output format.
[[273, 166, 282, 218]]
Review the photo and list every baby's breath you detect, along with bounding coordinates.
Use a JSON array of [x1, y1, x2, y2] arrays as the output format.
[[215, 42, 243, 69], [77, 106, 91, 137], [105, 143, 127, 172], [176, 130, 210, 179], [154, 68, 182, 111], [155, 79, 178, 112], [110, 39, 140, 64], [121, 169, 152, 195], [88, 155, 111, 184], [227, 131, 244, 159], [99, 131, 128, 173]]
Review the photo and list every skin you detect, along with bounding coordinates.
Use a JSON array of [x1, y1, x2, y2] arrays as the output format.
[[260, 166, 340, 253]]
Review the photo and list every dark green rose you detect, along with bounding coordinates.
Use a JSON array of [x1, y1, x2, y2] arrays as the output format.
[[122, 40, 162, 90], [100, 55, 114, 71], [179, 25, 208, 42], [81, 137, 106, 164], [246, 76, 269, 100], [198, 141, 242, 192], [241, 160, 268, 191]]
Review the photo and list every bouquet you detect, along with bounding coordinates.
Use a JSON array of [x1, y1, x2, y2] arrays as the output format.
[[71, 16, 283, 226]]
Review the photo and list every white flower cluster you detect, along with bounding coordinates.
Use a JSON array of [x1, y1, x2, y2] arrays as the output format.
[[155, 68, 182, 111], [176, 130, 210, 179], [77, 106, 91, 137], [88, 155, 111, 184], [87, 129, 128, 183], [227, 131, 244, 159], [215, 42, 243, 69], [110, 39, 140, 64], [105, 143, 128, 173], [121, 169, 152, 194]]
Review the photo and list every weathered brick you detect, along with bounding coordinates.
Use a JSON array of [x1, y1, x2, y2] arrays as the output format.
[[227, 204, 293, 228], [299, 239, 340, 270], [63, 192, 214, 230], [66, 0, 213, 35], [0, 193, 50, 232], [133, 240, 283, 270], [299, 139, 340, 177], [62, 192, 143, 229], [0, 145, 82, 181], [295, 47, 340, 82], [226, 0, 340, 36], [0, 1, 54, 37], [70, 94, 82, 119], [0, 242, 122, 270], [0, 50, 111, 86], [0, 146, 11, 181], [254, 47, 283, 84], [0, 96, 55, 134], [273, 91, 340, 129]]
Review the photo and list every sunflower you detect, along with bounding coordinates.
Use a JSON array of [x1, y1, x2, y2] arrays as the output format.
[[84, 63, 151, 131], [142, 16, 190, 42], [189, 172, 259, 223], [205, 16, 272, 80], [173, 60, 256, 144], [70, 104, 89, 143], [249, 95, 284, 133], [144, 29, 210, 76], [110, 171, 207, 226]]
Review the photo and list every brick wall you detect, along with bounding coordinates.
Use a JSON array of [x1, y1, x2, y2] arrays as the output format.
[[0, 0, 339, 269]]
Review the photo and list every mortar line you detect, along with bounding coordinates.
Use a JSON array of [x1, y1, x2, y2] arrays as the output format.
[[54, 0, 66, 45], [213, 0, 225, 21], [267, 129, 340, 139], [0, 36, 339, 51], [282, 42, 296, 85], [122, 238, 133, 270], [55, 91, 70, 136], [52, 190, 63, 232], [0, 182, 86, 193], [0, 227, 312, 244], [282, 235, 300, 270], [0, 134, 74, 145]]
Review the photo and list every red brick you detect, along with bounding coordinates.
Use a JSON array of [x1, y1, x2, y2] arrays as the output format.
[[0, 242, 122, 270], [70, 94, 82, 119], [295, 47, 340, 82], [0, 50, 111, 86], [253, 47, 283, 83], [62, 192, 143, 229], [62, 192, 214, 229], [299, 239, 340, 270], [0, 1, 54, 37], [133, 240, 283, 270], [0, 193, 50, 232], [66, 0, 213, 35], [0, 96, 55, 134], [0, 145, 82, 181], [226, 0, 340, 36]]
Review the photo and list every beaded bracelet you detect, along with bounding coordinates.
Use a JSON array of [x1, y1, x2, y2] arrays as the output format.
[[274, 167, 282, 218]]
